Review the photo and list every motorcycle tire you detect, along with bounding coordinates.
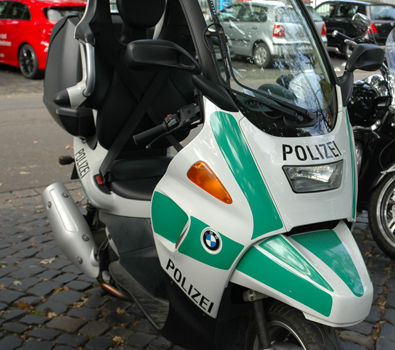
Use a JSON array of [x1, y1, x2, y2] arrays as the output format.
[[247, 301, 344, 350], [368, 175, 395, 260]]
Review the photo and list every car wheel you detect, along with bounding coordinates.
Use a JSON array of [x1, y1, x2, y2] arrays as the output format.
[[253, 43, 272, 68], [18, 44, 43, 79]]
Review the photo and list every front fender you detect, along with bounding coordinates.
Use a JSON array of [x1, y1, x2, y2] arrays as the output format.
[[230, 220, 373, 327]]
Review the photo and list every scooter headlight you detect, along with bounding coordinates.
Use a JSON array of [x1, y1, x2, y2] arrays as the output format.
[[283, 161, 343, 193]]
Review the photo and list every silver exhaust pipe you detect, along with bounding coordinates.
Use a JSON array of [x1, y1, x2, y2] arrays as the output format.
[[42, 183, 99, 279]]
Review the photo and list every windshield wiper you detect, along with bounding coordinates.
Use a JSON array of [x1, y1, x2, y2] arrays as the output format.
[[241, 92, 317, 127]]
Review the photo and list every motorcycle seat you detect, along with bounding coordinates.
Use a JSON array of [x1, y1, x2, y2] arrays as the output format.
[[106, 156, 173, 201]]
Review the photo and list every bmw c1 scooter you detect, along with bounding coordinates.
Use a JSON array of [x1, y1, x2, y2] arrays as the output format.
[[41, 0, 384, 349]]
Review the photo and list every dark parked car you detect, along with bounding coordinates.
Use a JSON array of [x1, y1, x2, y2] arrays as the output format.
[[315, 0, 395, 57]]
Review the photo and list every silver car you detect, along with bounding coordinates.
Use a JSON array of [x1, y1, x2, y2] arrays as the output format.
[[217, 1, 327, 68]]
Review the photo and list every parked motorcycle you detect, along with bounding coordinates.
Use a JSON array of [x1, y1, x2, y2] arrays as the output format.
[[334, 14, 395, 261], [41, 0, 383, 349]]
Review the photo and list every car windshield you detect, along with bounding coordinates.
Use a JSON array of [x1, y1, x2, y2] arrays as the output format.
[[43, 7, 85, 22], [370, 5, 395, 21], [199, 0, 336, 137]]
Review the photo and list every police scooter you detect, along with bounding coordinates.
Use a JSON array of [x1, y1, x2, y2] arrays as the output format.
[[42, 0, 384, 348]]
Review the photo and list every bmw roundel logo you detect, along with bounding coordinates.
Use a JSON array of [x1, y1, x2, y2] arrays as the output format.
[[202, 229, 221, 253]]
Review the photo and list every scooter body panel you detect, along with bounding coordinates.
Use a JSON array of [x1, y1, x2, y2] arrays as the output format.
[[152, 98, 371, 326]]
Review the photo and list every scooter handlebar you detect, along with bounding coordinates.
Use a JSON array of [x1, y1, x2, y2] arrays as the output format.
[[133, 123, 168, 146]]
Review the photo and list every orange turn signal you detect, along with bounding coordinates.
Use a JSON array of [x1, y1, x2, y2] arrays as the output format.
[[187, 161, 233, 204]]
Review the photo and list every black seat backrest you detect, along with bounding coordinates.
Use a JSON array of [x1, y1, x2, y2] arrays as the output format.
[[82, 0, 196, 155]]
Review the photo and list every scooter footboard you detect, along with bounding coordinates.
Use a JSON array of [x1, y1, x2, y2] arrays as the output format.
[[230, 221, 373, 327], [42, 183, 99, 279]]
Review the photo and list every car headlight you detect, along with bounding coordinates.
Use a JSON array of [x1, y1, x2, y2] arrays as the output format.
[[283, 161, 343, 193]]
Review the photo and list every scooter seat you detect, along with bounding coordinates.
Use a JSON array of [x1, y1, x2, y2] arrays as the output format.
[[107, 156, 173, 201]]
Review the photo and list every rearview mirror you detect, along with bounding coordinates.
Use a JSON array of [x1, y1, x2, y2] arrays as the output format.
[[352, 13, 371, 32], [126, 39, 201, 75], [338, 44, 384, 106]]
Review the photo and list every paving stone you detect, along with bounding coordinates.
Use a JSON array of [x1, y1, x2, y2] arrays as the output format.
[[65, 280, 91, 291], [77, 274, 96, 283], [53, 273, 78, 284], [384, 308, 395, 325], [27, 281, 61, 297], [19, 339, 54, 350], [11, 242, 33, 250], [28, 327, 60, 340], [104, 312, 135, 325], [46, 316, 87, 333], [0, 226, 23, 235], [0, 302, 8, 310], [9, 277, 40, 292], [85, 336, 116, 350], [26, 227, 51, 236], [376, 337, 395, 350], [3, 234, 30, 244], [20, 314, 50, 325], [68, 307, 99, 320], [379, 322, 395, 342], [37, 301, 69, 315], [106, 327, 133, 340], [149, 337, 173, 349], [0, 248, 17, 259], [79, 321, 110, 336], [14, 248, 40, 259], [53, 347, 78, 350], [2, 309, 28, 321], [345, 321, 373, 336], [0, 289, 25, 304], [2, 322, 29, 334], [386, 292, 395, 309], [36, 248, 63, 259], [342, 343, 366, 350], [131, 319, 157, 333], [18, 258, 41, 268], [49, 290, 86, 305], [61, 265, 82, 275], [84, 295, 107, 308], [37, 270, 62, 280], [11, 266, 46, 279], [12, 189, 39, 198], [0, 277, 15, 287], [45, 259, 72, 270], [125, 332, 156, 348], [102, 299, 132, 312], [0, 335, 23, 349], [339, 331, 374, 349], [55, 333, 89, 347], [31, 235, 52, 244], [16, 296, 42, 306]]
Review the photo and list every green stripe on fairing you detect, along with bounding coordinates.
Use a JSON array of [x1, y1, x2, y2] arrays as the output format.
[[293, 230, 364, 297], [346, 108, 357, 219], [260, 236, 333, 292], [179, 217, 244, 270], [152, 192, 188, 244], [237, 245, 333, 316], [210, 112, 283, 239]]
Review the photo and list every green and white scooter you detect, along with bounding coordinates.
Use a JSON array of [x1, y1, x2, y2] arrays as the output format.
[[42, 0, 384, 348]]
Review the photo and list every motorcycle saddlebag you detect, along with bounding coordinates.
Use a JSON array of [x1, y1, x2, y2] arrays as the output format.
[[43, 15, 95, 138]]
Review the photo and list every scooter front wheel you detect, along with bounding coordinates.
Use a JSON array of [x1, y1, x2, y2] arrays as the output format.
[[369, 175, 395, 260], [248, 301, 344, 350]]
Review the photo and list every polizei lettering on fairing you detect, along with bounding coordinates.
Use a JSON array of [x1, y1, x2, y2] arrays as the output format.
[[75, 149, 90, 178], [282, 141, 341, 161], [166, 259, 214, 314]]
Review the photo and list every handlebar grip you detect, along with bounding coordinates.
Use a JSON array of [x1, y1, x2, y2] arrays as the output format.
[[332, 30, 352, 41], [133, 123, 167, 146]]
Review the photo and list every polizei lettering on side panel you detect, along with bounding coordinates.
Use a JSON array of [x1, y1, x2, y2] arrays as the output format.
[[282, 141, 341, 161], [75, 149, 90, 178], [166, 259, 214, 314]]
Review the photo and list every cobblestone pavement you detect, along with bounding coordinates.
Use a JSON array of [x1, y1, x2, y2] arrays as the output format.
[[0, 183, 393, 350]]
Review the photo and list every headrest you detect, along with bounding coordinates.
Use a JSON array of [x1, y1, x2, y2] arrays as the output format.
[[116, 0, 166, 29]]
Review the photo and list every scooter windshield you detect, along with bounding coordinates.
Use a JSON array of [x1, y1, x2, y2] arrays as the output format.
[[199, 0, 337, 137]]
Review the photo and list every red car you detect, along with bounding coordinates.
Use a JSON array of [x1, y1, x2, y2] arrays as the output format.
[[0, 0, 86, 79]]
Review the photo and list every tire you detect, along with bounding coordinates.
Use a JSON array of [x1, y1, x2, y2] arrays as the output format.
[[247, 301, 344, 350], [253, 42, 272, 68], [368, 175, 395, 260], [18, 44, 43, 79]]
